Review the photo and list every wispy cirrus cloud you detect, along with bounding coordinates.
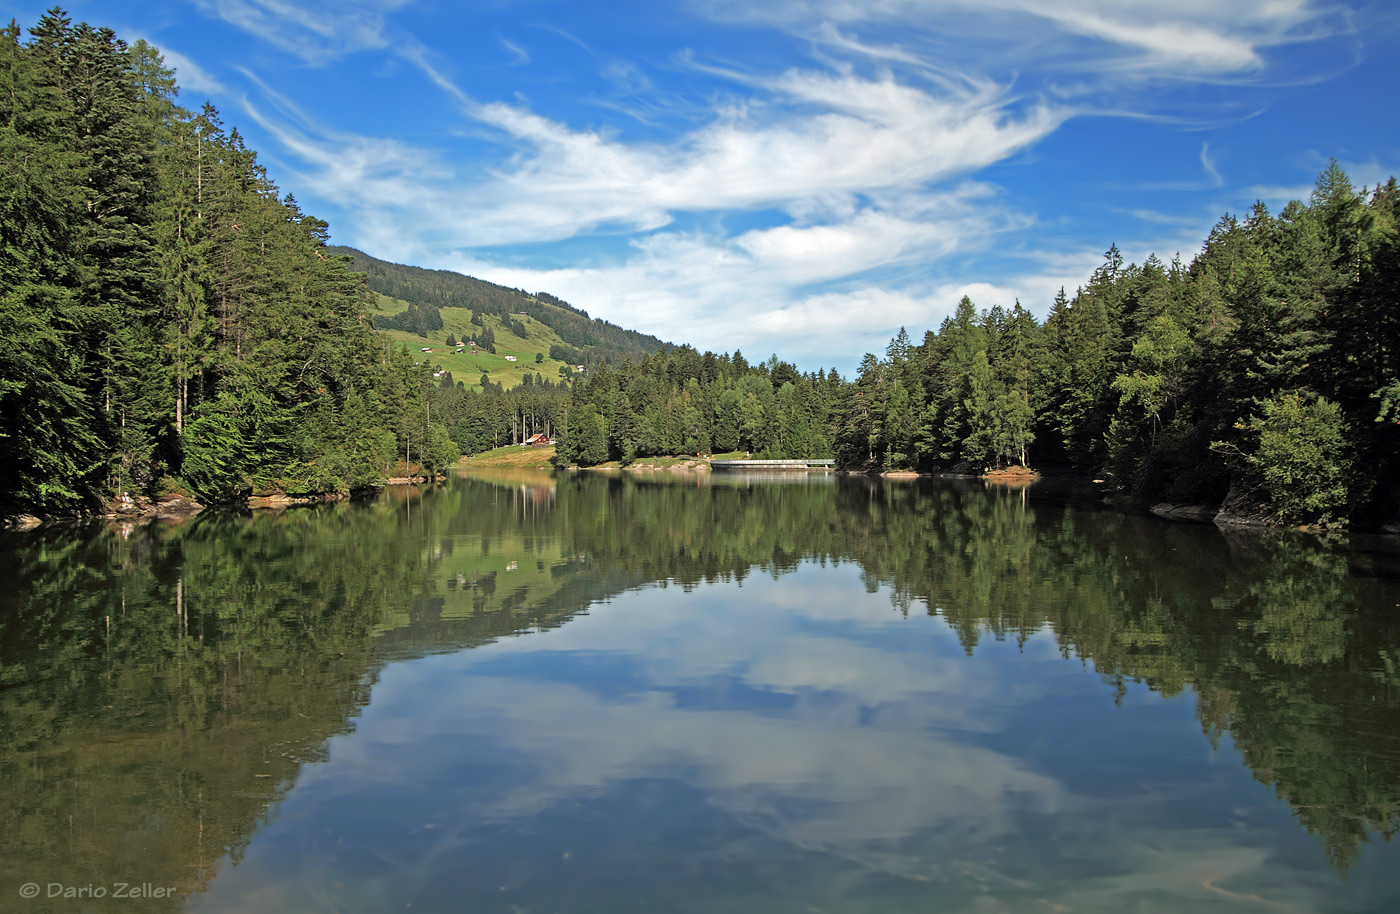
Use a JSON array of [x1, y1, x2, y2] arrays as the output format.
[[193, 0, 411, 63], [701, 0, 1348, 78], [454, 68, 1059, 243], [150, 44, 229, 96], [496, 34, 530, 67]]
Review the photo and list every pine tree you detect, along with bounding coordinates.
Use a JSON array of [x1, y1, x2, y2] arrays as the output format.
[[0, 20, 103, 512], [960, 350, 996, 469]]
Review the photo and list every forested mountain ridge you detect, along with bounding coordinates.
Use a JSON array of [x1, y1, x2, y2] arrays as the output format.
[[0, 11, 461, 517], [328, 246, 673, 369]]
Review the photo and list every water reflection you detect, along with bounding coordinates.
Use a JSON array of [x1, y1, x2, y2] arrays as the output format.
[[0, 472, 1397, 912]]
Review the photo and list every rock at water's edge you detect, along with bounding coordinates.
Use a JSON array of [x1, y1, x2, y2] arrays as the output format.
[[1212, 485, 1277, 527], [153, 495, 203, 516], [1150, 503, 1219, 522]]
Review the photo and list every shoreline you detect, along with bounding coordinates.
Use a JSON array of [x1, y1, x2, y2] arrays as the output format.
[[7, 464, 1391, 536], [4, 473, 452, 528]]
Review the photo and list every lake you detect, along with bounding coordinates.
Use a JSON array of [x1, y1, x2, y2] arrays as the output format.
[[2, 470, 1399, 913]]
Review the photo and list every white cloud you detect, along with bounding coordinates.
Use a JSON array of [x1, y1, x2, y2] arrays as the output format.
[[701, 0, 1339, 78], [194, 0, 410, 63], [152, 44, 229, 96], [417, 211, 1219, 369], [1334, 157, 1400, 194], [426, 211, 1195, 368], [434, 67, 1059, 244], [199, 0, 1342, 81], [430, 206, 1004, 366], [223, 56, 1062, 364]]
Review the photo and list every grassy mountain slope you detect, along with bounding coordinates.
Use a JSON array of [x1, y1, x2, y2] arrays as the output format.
[[368, 294, 577, 389], [333, 247, 673, 386]]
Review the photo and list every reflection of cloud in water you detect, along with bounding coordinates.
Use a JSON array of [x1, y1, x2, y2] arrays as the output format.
[[336, 565, 1064, 865], [485, 562, 971, 667], [407, 676, 1063, 849], [197, 561, 1376, 912], [428, 564, 1024, 733], [746, 632, 962, 696]]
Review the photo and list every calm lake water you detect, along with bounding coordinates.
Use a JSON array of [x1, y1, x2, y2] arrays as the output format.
[[3, 470, 1399, 913]]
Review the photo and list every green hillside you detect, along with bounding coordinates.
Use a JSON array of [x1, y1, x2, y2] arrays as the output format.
[[333, 246, 673, 386], [367, 294, 578, 390]]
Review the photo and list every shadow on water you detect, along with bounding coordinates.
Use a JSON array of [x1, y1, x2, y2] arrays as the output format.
[[0, 470, 1397, 909]]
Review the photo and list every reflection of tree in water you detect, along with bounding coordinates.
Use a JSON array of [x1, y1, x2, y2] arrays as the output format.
[[1226, 536, 1350, 667], [545, 473, 1400, 870], [865, 489, 1400, 872], [0, 486, 600, 911], [1198, 536, 1398, 872], [1, 471, 1398, 899]]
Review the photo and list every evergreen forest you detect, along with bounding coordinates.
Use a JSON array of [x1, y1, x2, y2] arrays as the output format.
[[0, 11, 461, 516], [833, 166, 1400, 528]]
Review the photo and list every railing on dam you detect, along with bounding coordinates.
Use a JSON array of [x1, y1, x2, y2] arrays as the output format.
[[709, 459, 836, 470]]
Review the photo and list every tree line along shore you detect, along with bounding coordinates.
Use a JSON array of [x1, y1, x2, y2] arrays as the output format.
[[543, 162, 1399, 530], [3, 11, 1397, 529]]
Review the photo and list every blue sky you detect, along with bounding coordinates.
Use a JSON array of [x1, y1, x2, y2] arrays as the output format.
[[8, 1, 1399, 374]]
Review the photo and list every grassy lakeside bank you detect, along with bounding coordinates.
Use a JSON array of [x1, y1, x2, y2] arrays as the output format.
[[462, 446, 559, 469]]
